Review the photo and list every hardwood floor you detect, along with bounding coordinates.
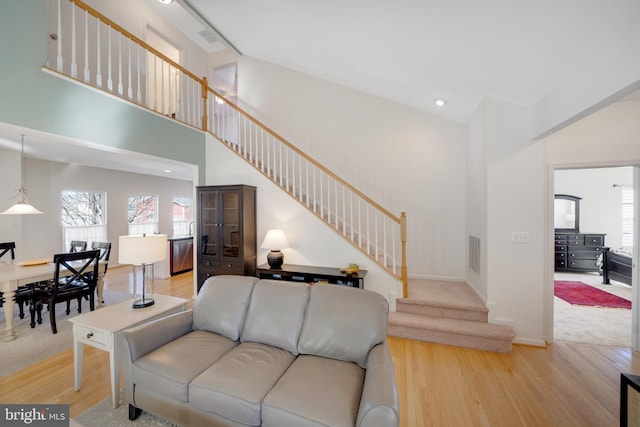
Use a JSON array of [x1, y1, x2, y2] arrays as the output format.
[[1, 267, 638, 426]]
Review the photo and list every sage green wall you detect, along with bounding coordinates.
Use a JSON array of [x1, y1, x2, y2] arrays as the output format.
[[0, 0, 206, 183]]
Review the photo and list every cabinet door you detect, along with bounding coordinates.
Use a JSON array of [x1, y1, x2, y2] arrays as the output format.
[[200, 191, 219, 257], [221, 190, 241, 259]]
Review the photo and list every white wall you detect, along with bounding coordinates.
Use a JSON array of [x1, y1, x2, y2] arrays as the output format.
[[466, 101, 487, 298], [0, 151, 194, 274], [469, 97, 546, 345], [236, 56, 468, 280], [555, 167, 632, 249], [205, 135, 403, 308]]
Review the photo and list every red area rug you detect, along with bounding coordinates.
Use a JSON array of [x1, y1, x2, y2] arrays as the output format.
[[554, 280, 631, 309]]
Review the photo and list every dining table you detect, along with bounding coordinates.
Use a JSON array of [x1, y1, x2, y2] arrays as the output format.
[[0, 258, 106, 342]]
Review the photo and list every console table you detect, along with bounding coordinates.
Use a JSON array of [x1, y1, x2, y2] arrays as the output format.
[[256, 264, 366, 288]]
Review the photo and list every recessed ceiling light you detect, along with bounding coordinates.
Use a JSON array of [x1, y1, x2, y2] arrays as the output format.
[[164, 169, 172, 173], [434, 98, 447, 107], [157, 0, 173, 4]]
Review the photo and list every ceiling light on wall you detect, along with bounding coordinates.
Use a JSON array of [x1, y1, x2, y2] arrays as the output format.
[[157, 0, 173, 4], [435, 98, 448, 107], [1, 134, 43, 215]]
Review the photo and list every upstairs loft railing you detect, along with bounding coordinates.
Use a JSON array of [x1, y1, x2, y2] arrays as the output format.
[[47, 0, 408, 296]]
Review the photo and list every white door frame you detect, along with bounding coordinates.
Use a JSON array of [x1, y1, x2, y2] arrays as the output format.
[[545, 162, 638, 350]]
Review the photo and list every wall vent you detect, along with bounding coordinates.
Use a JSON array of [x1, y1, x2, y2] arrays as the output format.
[[469, 235, 481, 274]]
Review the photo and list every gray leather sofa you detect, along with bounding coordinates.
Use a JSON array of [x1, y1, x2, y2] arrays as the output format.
[[119, 275, 400, 427]]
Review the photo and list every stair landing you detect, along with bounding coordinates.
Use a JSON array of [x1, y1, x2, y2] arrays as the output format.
[[388, 279, 516, 353]]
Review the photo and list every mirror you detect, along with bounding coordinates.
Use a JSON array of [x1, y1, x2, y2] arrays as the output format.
[[554, 194, 581, 232]]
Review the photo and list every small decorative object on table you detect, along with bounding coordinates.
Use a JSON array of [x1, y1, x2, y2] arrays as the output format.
[[342, 263, 360, 275]]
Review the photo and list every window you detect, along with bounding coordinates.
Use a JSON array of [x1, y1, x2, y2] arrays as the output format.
[[61, 191, 107, 251], [622, 187, 634, 247], [172, 196, 193, 236], [128, 194, 158, 235]]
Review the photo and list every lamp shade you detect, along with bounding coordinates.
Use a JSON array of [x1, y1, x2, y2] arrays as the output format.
[[1, 201, 43, 215], [261, 229, 290, 250], [119, 234, 167, 265]]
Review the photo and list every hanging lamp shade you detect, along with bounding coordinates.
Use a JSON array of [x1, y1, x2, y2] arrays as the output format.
[[1, 134, 43, 215]]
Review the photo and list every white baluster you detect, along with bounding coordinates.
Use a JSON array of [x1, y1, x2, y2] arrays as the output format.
[[375, 213, 379, 260], [358, 198, 362, 248], [96, 22, 102, 87], [127, 40, 132, 99], [136, 44, 141, 103], [83, 10, 89, 82], [117, 36, 123, 95], [107, 27, 113, 91], [160, 60, 165, 113], [56, 0, 63, 72], [70, 2, 77, 78]]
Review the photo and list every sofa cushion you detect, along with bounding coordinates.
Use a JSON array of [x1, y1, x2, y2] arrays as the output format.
[[189, 342, 296, 425], [262, 355, 365, 427], [193, 275, 258, 340], [240, 280, 310, 354], [132, 330, 237, 402], [298, 285, 388, 368]]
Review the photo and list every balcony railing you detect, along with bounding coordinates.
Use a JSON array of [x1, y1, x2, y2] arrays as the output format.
[[47, 0, 408, 295]]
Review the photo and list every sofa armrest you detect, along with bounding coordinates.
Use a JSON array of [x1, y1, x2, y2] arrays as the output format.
[[357, 342, 400, 427], [120, 310, 194, 362], [119, 310, 195, 404]]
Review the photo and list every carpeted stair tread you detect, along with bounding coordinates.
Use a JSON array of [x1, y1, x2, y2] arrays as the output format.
[[397, 297, 488, 312], [388, 311, 515, 340]]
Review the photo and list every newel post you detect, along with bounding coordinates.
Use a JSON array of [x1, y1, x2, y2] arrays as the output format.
[[401, 211, 408, 298], [201, 76, 208, 132]]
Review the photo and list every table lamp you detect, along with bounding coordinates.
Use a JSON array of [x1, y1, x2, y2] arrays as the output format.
[[119, 234, 167, 308], [261, 229, 289, 269]]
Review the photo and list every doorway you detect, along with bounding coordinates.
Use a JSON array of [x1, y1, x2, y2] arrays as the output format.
[[552, 166, 634, 347]]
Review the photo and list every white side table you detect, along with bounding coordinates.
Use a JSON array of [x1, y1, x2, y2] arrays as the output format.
[[69, 294, 189, 408]]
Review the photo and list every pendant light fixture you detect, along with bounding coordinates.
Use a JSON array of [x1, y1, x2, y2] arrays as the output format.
[[1, 134, 43, 215]]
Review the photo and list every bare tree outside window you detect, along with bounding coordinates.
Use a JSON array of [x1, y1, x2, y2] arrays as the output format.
[[128, 194, 159, 235], [61, 191, 107, 251], [62, 191, 105, 226]]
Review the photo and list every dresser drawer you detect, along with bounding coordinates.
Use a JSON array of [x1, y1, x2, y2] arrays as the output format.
[[567, 259, 598, 270], [216, 260, 242, 272], [568, 248, 602, 260], [584, 235, 604, 246], [75, 325, 108, 346]]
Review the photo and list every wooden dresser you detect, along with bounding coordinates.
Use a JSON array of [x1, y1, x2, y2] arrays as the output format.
[[554, 233, 606, 272]]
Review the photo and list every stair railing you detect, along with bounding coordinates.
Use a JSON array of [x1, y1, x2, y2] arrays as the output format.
[[47, 0, 408, 295]]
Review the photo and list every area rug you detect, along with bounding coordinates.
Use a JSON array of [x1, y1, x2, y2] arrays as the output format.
[[554, 280, 631, 309], [0, 290, 131, 377], [76, 391, 177, 427]]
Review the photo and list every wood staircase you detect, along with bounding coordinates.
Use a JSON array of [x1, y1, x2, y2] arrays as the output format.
[[388, 279, 516, 353]]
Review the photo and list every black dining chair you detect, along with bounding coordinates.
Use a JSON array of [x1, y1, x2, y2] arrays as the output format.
[[69, 240, 87, 253], [0, 241, 15, 259], [31, 250, 100, 334], [0, 242, 35, 320]]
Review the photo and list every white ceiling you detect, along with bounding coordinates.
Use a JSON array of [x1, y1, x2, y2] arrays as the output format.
[[183, 0, 639, 124]]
